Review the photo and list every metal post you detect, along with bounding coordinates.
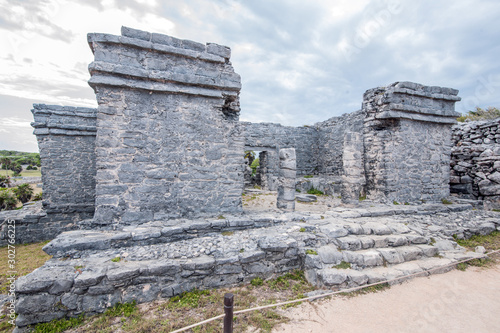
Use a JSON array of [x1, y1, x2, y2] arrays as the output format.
[[223, 293, 234, 333]]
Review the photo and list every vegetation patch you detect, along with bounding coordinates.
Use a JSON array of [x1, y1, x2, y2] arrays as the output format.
[[305, 249, 318, 255], [452, 231, 500, 251], [32, 314, 85, 333], [441, 198, 453, 205], [333, 261, 351, 269], [0, 240, 51, 294], [307, 187, 323, 195], [221, 231, 234, 236], [303, 175, 313, 179]]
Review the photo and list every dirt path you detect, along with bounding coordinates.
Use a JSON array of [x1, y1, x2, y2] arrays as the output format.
[[273, 264, 500, 333]]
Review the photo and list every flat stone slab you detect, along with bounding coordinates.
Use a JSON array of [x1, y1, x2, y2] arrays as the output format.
[[296, 194, 317, 202]]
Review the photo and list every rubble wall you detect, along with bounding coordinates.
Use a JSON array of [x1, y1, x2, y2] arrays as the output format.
[[451, 118, 500, 209], [87, 27, 244, 225]]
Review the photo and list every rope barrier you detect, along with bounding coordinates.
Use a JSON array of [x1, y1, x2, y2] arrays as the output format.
[[170, 248, 500, 333]]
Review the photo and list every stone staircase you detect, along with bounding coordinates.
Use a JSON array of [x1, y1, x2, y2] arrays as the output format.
[[300, 217, 485, 289], [14, 204, 499, 329]]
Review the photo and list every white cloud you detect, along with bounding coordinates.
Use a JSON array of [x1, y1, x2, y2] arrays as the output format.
[[1, 0, 500, 151]]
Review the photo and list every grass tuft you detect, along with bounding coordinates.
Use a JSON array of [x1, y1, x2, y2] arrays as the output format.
[[333, 261, 351, 269]]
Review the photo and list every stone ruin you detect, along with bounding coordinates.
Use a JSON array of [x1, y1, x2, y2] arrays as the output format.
[[5, 27, 500, 329]]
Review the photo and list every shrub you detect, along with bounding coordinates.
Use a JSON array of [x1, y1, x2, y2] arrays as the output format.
[[0, 189, 18, 210], [0, 175, 10, 188], [457, 106, 500, 122], [307, 187, 323, 195], [13, 183, 34, 203], [33, 192, 43, 201]]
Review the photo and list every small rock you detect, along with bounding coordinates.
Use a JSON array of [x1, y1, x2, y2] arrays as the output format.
[[475, 246, 486, 254]]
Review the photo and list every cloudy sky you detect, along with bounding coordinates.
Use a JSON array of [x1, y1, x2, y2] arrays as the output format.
[[1, 0, 500, 152]]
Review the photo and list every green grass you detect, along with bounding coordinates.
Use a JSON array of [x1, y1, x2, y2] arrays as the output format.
[[0, 240, 51, 293], [111, 257, 121, 262], [303, 175, 313, 179], [33, 314, 86, 333], [452, 231, 500, 250], [299, 227, 306, 232], [250, 277, 263, 287], [306, 187, 324, 195], [305, 249, 318, 255], [2, 169, 41, 178], [333, 261, 351, 269], [441, 198, 453, 205], [166, 290, 211, 309], [221, 231, 234, 236]]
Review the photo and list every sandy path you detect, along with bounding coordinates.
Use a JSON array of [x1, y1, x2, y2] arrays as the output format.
[[273, 264, 500, 333]]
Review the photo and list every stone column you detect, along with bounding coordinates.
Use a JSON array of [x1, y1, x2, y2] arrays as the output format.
[[31, 104, 97, 221], [362, 81, 461, 203], [277, 148, 296, 211], [341, 131, 365, 204]]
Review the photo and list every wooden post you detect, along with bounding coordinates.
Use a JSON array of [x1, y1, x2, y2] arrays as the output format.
[[223, 293, 234, 333]]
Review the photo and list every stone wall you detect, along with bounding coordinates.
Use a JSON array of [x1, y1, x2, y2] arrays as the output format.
[[12, 104, 99, 243], [87, 27, 244, 225], [242, 122, 317, 189], [315, 110, 364, 177], [451, 118, 500, 209], [362, 82, 461, 203]]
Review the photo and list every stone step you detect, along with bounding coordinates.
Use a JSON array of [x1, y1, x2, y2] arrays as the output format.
[[42, 215, 292, 257], [332, 233, 429, 251], [307, 244, 439, 270], [310, 251, 483, 289]]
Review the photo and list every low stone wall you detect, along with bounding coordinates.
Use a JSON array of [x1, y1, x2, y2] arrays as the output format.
[[451, 118, 500, 209], [0, 202, 80, 246]]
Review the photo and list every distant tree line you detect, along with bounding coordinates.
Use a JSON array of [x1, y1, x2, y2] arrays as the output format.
[[0, 151, 40, 177], [457, 107, 500, 122]]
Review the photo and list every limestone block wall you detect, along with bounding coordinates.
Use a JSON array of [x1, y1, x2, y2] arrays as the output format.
[[242, 122, 318, 189], [362, 82, 461, 202], [315, 110, 364, 177], [25, 104, 97, 241], [87, 27, 244, 225], [451, 118, 500, 209]]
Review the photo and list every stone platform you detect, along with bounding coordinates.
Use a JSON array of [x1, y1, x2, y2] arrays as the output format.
[[15, 203, 500, 329]]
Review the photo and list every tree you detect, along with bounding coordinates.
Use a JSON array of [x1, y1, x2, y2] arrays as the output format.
[[1, 157, 12, 171], [0, 176, 10, 188], [250, 158, 260, 176], [0, 189, 17, 210], [13, 183, 34, 204], [457, 107, 500, 122], [11, 163, 22, 176]]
